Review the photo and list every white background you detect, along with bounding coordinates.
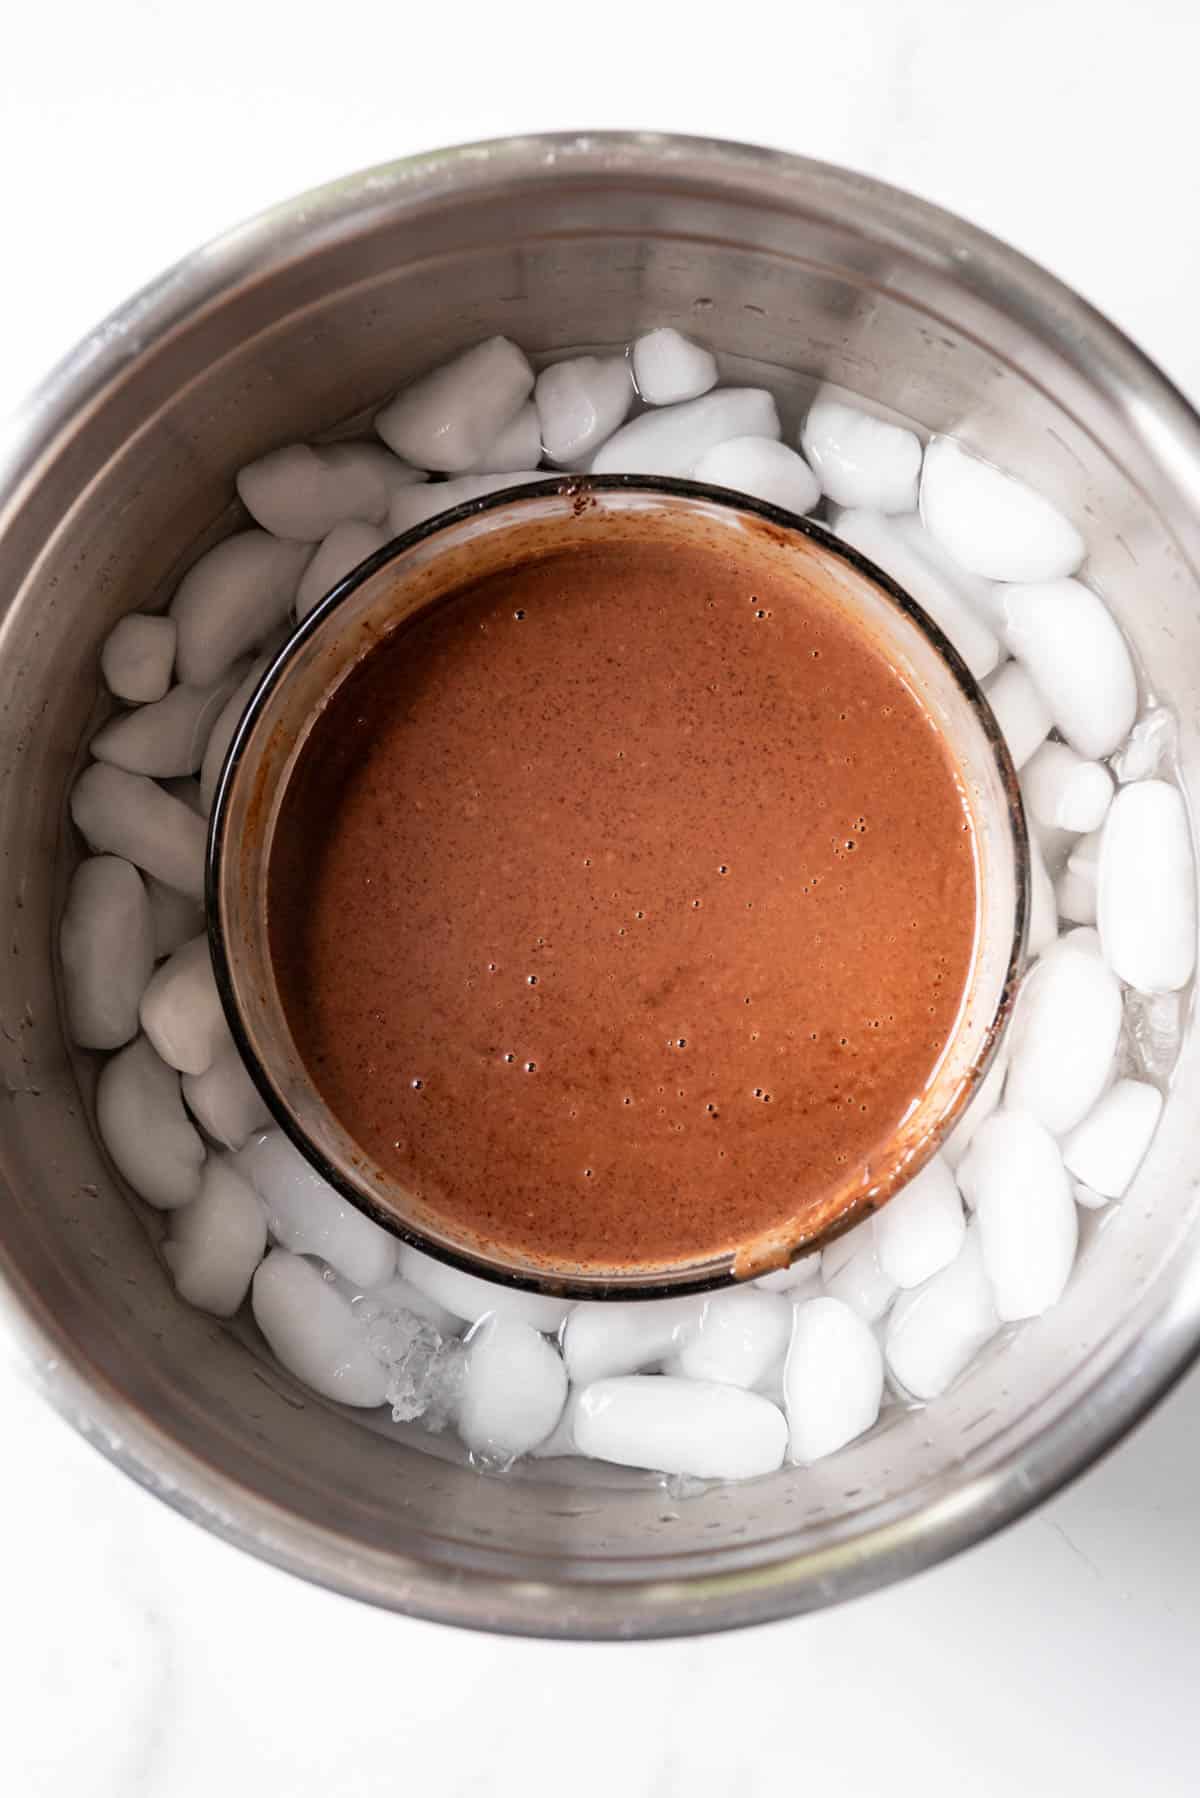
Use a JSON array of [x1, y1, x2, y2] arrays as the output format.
[[3, 3, 1200, 1792]]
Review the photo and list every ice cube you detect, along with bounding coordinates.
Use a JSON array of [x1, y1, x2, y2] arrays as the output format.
[[1028, 831, 1058, 956], [958, 1111, 1077, 1320], [457, 1316, 566, 1460], [398, 1244, 572, 1334], [590, 388, 781, 477], [574, 1376, 786, 1479], [90, 662, 245, 779], [71, 764, 208, 900], [100, 613, 177, 704], [139, 935, 229, 1077], [888, 512, 1005, 628], [630, 329, 717, 405], [801, 391, 922, 513], [874, 1153, 965, 1288], [820, 1216, 897, 1321], [60, 856, 154, 1050], [1062, 1078, 1163, 1199], [197, 655, 271, 810], [375, 337, 534, 473], [833, 508, 999, 681], [560, 1294, 703, 1384], [163, 776, 207, 816], [670, 1286, 793, 1390], [690, 436, 819, 515], [1005, 932, 1122, 1134], [1123, 988, 1182, 1081], [352, 1274, 460, 1340], [529, 1389, 583, 1459], [294, 520, 388, 624], [784, 1296, 883, 1464], [1098, 780, 1196, 992], [1111, 708, 1177, 784], [236, 442, 422, 539], [920, 437, 1085, 581], [171, 531, 311, 687], [535, 355, 633, 464], [885, 1225, 999, 1399], [1020, 785, 1075, 878], [754, 1253, 821, 1294], [1054, 827, 1103, 927], [1001, 579, 1137, 760], [145, 876, 205, 961], [96, 1035, 205, 1210], [1056, 924, 1102, 958], [982, 661, 1052, 770], [181, 1040, 271, 1150], [163, 1157, 267, 1316], [942, 1050, 1008, 1178], [251, 1250, 388, 1407], [388, 471, 546, 538], [354, 1295, 464, 1428], [470, 400, 544, 473], [1056, 865, 1097, 927], [236, 1129, 395, 1290], [1022, 740, 1113, 834]]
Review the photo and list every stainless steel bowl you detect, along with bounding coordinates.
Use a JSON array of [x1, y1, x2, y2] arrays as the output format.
[[1, 132, 1199, 1638]]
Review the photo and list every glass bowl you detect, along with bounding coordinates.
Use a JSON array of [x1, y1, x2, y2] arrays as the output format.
[[207, 475, 1028, 1299]]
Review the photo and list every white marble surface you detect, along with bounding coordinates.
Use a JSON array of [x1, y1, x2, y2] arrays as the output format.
[[4, 2, 1200, 1791]]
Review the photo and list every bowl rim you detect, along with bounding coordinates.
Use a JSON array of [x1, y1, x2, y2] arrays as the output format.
[[4, 129, 1200, 1639]]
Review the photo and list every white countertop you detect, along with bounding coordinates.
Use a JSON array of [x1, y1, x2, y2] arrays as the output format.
[[4, 3, 1200, 1791]]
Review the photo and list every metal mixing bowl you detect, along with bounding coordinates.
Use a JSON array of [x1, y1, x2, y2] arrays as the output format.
[[1, 132, 1198, 1638]]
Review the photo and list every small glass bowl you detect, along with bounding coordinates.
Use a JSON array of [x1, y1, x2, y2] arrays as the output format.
[[207, 476, 1028, 1301]]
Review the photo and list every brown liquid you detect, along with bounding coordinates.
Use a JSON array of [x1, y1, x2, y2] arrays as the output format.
[[269, 532, 978, 1273]]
